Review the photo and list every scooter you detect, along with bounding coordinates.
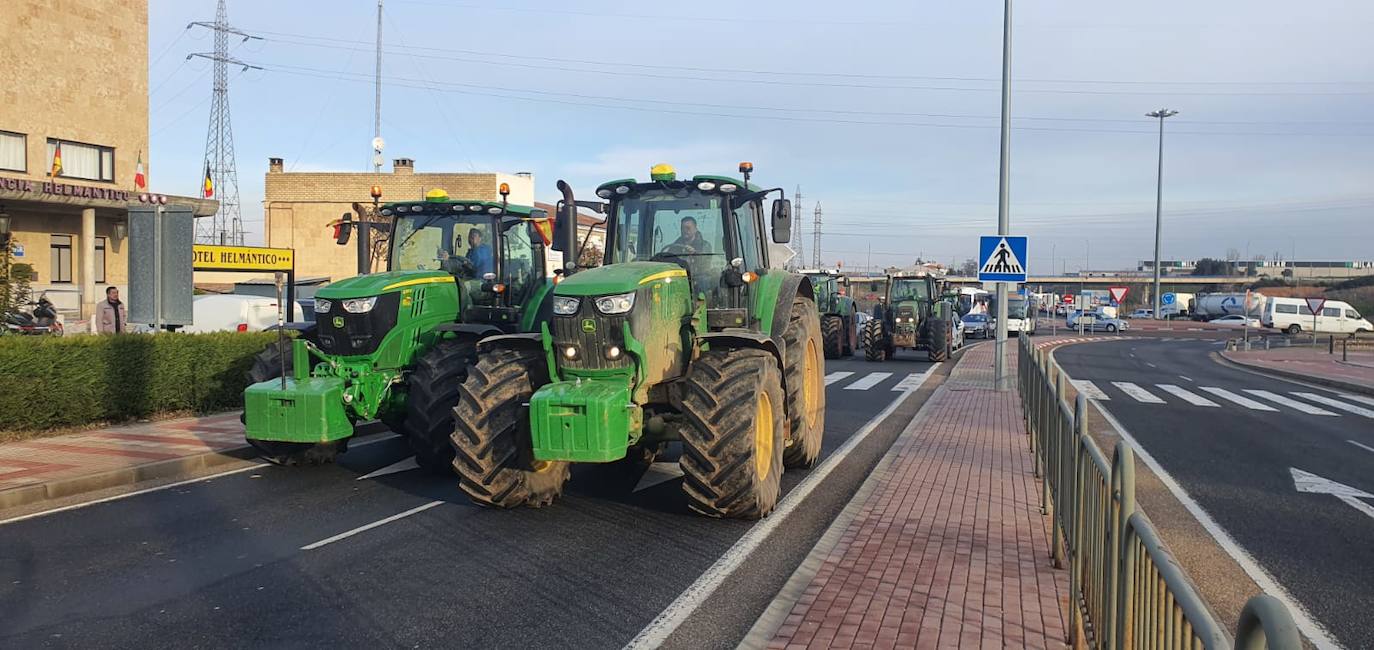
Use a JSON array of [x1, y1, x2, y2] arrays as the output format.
[[2, 294, 64, 336]]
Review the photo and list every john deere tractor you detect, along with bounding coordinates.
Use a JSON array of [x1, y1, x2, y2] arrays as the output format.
[[242, 187, 556, 469], [449, 163, 825, 519], [802, 269, 857, 358], [862, 273, 957, 362]]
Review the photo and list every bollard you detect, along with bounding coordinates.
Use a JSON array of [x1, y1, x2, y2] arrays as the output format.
[[1265, 337, 1271, 351], [1345, 339, 1349, 362], [1329, 335, 1335, 354]]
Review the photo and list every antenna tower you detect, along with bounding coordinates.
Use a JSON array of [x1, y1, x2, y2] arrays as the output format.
[[189, 0, 260, 245], [792, 185, 803, 268]]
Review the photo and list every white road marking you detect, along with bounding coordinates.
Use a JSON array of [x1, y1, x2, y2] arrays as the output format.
[[891, 365, 940, 392], [1111, 381, 1166, 404], [1155, 384, 1220, 407], [1145, 362, 1158, 368], [1349, 440, 1374, 455], [1339, 393, 1374, 408], [357, 456, 419, 480], [1198, 387, 1279, 411], [1072, 380, 1110, 400], [1179, 375, 1194, 382], [624, 371, 934, 649], [633, 462, 685, 493], [1294, 393, 1374, 419], [823, 371, 854, 386], [1291, 468, 1374, 523], [844, 372, 892, 391], [1244, 390, 1337, 416], [1090, 405, 1342, 650], [300, 500, 444, 550]]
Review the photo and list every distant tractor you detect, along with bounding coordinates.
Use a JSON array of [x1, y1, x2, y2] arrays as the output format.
[[802, 269, 857, 358], [449, 163, 824, 519], [862, 273, 957, 362], [242, 186, 557, 469]]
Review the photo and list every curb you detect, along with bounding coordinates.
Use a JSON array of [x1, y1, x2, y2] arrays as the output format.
[[1215, 352, 1374, 397], [0, 421, 391, 511]]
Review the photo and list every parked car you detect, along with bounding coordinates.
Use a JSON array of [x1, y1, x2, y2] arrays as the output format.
[[961, 313, 990, 339], [1208, 314, 1261, 328], [1129, 309, 1153, 319]]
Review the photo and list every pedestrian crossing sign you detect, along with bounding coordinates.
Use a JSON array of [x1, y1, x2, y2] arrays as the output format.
[[978, 235, 1028, 282]]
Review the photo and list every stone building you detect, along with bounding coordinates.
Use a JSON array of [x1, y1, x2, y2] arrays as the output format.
[[0, 0, 215, 323]]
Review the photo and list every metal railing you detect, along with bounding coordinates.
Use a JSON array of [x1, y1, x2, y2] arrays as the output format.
[[1017, 334, 1303, 650]]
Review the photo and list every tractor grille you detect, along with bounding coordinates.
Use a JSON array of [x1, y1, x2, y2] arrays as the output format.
[[550, 298, 630, 371], [314, 293, 401, 356]]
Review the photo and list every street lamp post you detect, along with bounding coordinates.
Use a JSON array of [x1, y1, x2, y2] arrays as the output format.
[[993, 0, 1013, 391], [1147, 108, 1177, 320]]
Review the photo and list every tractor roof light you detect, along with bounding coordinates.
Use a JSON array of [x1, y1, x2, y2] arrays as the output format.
[[696, 181, 716, 191], [718, 183, 738, 193], [451, 205, 463, 212], [596, 188, 613, 199], [468, 205, 482, 212], [370, 185, 383, 199], [380, 208, 392, 216], [614, 185, 630, 195], [487, 206, 502, 214], [499, 182, 510, 197], [650, 163, 676, 182], [738, 161, 753, 174]]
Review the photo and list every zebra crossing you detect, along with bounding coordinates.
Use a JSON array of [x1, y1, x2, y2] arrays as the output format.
[[1074, 379, 1374, 417], [824, 367, 940, 392]]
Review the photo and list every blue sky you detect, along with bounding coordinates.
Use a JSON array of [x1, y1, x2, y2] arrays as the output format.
[[149, 0, 1374, 272]]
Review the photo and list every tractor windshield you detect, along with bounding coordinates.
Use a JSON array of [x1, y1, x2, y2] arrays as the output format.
[[391, 214, 496, 278], [890, 278, 930, 304], [609, 188, 729, 290]]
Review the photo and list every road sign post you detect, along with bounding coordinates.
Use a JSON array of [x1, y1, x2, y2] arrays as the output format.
[[1305, 297, 1326, 342], [1108, 286, 1129, 308], [979, 236, 1028, 391]]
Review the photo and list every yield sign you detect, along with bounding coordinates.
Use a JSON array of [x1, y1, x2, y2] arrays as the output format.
[[1108, 286, 1129, 304], [1305, 297, 1327, 315]]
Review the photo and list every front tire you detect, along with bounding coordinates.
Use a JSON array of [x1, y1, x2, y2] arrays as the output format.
[[821, 314, 843, 359], [1286, 324, 1301, 335], [677, 348, 785, 519], [927, 319, 950, 362], [783, 298, 826, 469], [1106, 324, 1118, 333], [451, 347, 570, 508], [863, 319, 885, 362], [404, 339, 476, 474]]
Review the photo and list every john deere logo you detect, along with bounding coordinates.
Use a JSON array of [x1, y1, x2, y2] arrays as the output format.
[[332, 316, 345, 328], [581, 318, 596, 333]]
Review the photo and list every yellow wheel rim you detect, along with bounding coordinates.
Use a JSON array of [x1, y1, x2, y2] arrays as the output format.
[[803, 337, 822, 427], [755, 391, 774, 480], [531, 460, 553, 473]]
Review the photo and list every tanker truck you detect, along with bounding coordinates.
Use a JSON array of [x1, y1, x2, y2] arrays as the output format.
[[1193, 292, 1266, 320]]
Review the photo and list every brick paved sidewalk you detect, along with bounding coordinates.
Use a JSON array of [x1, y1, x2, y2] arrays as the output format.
[[1223, 346, 1374, 393], [0, 412, 250, 509], [761, 342, 1067, 649]]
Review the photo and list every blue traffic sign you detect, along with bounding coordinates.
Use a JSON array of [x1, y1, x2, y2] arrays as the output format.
[[978, 236, 1028, 282]]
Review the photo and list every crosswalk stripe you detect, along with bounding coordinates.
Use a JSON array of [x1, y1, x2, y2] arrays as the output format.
[[1155, 384, 1220, 407], [1340, 393, 1374, 408], [845, 372, 892, 390], [1243, 390, 1337, 415], [1198, 387, 1278, 411], [824, 371, 854, 386], [1073, 380, 1110, 400], [891, 371, 931, 392], [1111, 382, 1166, 404], [1293, 393, 1374, 419]]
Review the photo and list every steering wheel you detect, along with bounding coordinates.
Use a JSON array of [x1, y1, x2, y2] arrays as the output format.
[[442, 255, 477, 278]]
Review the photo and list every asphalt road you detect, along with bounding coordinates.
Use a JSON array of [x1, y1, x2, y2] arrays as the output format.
[[1055, 337, 1374, 649], [0, 349, 949, 649]]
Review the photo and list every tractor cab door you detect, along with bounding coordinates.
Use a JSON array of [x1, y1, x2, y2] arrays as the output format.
[[499, 218, 544, 312]]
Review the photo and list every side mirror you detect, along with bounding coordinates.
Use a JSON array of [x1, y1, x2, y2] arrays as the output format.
[[771, 198, 792, 244], [333, 215, 353, 246], [552, 203, 572, 253]]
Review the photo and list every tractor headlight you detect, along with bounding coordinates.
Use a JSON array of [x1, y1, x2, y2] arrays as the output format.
[[342, 296, 378, 313], [594, 292, 636, 314], [314, 298, 332, 313], [552, 296, 581, 315]]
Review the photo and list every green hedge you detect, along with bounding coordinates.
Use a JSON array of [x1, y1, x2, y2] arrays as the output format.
[[0, 331, 279, 431]]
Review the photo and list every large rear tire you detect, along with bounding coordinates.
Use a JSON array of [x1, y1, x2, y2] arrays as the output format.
[[863, 319, 885, 362], [842, 316, 855, 357], [451, 347, 570, 508], [927, 319, 950, 362], [821, 314, 843, 359], [783, 298, 826, 469], [404, 338, 476, 474], [677, 348, 785, 519]]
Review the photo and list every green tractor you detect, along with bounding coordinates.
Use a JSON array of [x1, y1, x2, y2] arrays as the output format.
[[242, 187, 557, 469], [801, 269, 858, 359], [861, 273, 958, 362], [448, 163, 825, 519]]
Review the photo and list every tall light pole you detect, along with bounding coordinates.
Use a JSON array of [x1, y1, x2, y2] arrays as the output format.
[[993, 0, 1013, 390], [1147, 108, 1177, 319]]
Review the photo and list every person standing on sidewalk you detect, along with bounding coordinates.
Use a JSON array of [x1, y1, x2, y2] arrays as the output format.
[[96, 286, 127, 334]]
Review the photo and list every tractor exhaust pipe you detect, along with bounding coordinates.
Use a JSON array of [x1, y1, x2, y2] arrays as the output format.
[[556, 179, 579, 275]]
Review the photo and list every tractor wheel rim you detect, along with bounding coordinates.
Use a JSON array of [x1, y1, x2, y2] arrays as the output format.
[[531, 460, 553, 473], [803, 336, 821, 427], [755, 391, 774, 480]]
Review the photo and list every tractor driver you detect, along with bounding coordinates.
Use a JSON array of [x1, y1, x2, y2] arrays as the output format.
[[467, 228, 494, 276], [668, 216, 711, 254]]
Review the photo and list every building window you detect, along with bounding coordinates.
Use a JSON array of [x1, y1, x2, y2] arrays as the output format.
[[47, 139, 114, 182], [51, 235, 74, 283], [95, 237, 107, 283], [0, 131, 25, 172]]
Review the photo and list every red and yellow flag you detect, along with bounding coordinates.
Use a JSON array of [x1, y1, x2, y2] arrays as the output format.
[[529, 216, 554, 247], [202, 162, 214, 198], [50, 142, 63, 178]]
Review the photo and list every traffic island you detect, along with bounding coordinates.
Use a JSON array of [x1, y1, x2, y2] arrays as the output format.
[[745, 341, 1069, 648], [1220, 346, 1374, 396]]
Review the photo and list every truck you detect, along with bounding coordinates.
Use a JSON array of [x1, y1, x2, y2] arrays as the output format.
[[861, 273, 957, 362], [448, 163, 825, 519], [1193, 292, 1266, 320], [801, 269, 858, 358], [1158, 291, 1194, 319], [241, 186, 557, 469]]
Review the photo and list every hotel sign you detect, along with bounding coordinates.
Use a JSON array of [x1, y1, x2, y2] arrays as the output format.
[[193, 244, 295, 272], [0, 175, 133, 202]]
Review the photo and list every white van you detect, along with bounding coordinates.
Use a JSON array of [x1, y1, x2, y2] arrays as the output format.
[[181, 294, 304, 334], [1262, 297, 1372, 335]]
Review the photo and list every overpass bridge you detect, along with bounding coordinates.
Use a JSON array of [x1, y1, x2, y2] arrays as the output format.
[[841, 274, 1254, 286]]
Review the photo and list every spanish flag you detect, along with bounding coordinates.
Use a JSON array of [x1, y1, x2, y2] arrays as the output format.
[[50, 142, 63, 178], [529, 216, 554, 247], [202, 162, 214, 198]]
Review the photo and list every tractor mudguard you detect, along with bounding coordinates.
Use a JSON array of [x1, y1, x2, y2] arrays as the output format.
[[699, 330, 783, 368], [434, 322, 503, 339], [767, 274, 814, 343], [476, 332, 542, 353]]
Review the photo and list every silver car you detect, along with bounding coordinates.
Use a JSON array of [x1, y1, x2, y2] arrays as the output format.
[[961, 313, 991, 339]]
